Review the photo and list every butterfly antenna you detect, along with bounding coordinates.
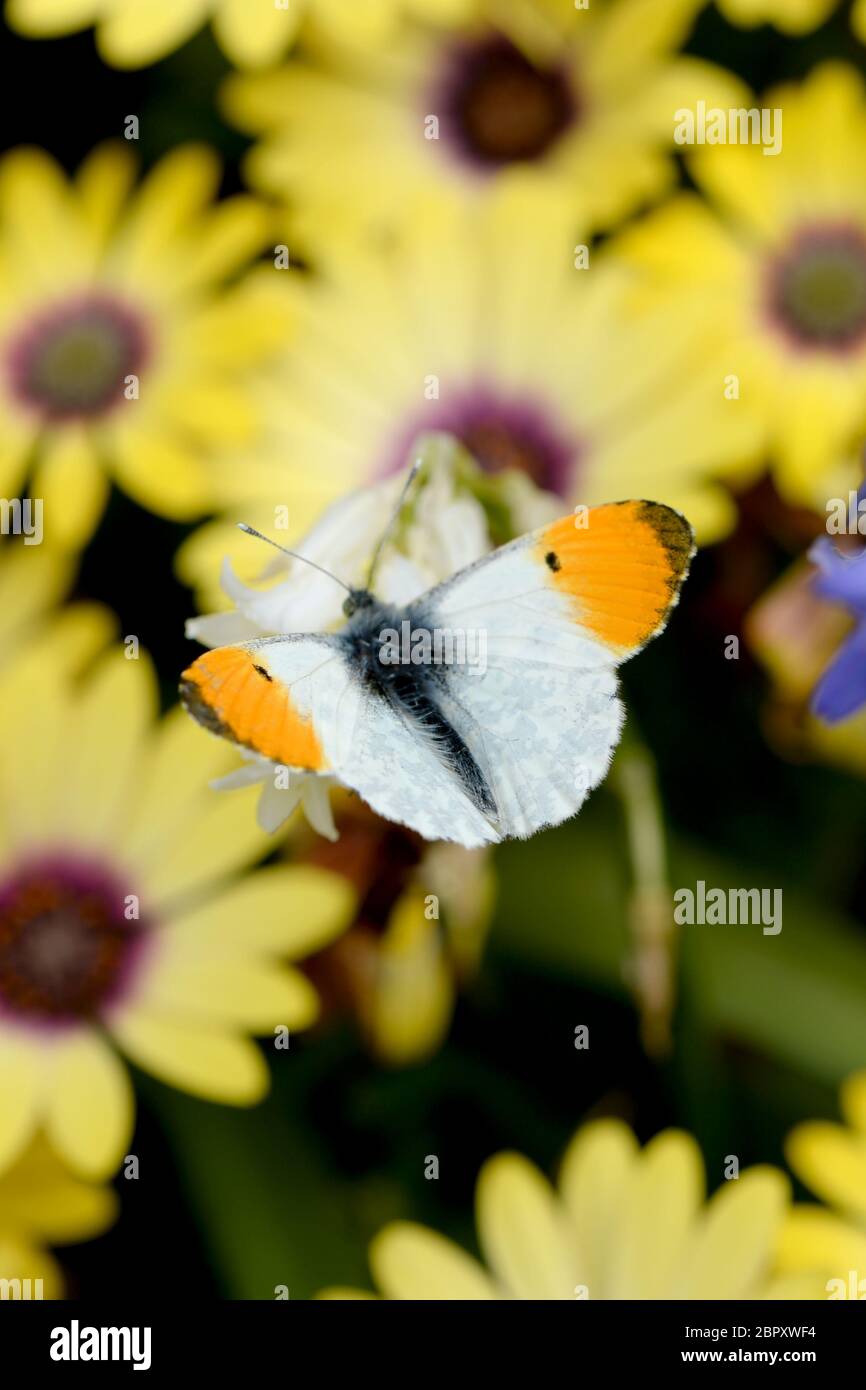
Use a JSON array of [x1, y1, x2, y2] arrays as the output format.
[[366, 458, 423, 589], [237, 523, 353, 595]]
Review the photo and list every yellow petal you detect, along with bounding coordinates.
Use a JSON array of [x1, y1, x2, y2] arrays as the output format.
[[97, 0, 211, 69], [786, 1121, 866, 1221], [168, 197, 273, 294], [6, 0, 102, 34], [76, 142, 137, 256], [369, 890, 454, 1066], [139, 779, 270, 914], [0, 1235, 62, 1299], [165, 865, 355, 958], [118, 705, 239, 869], [30, 430, 109, 551], [113, 144, 220, 277], [44, 1032, 133, 1181], [0, 542, 70, 655], [160, 379, 257, 448], [110, 421, 212, 519], [718, 0, 835, 34], [609, 1130, 705, 1298], [477, 1152, 580, 1300], [370, 1221, 497, 1301], [0, 1135, 117, 1244], [25, 601, 117, 678], [108, 1010, 269, 1104], [0, 646, 67, 850], [212, 0, 301, 67], [777, 1203, 866, 1277], [675, 1167, 789, 1299], [558, 1118, 638, 1295], [179, 274, 297, 369], [0, 417, 37, 500], [0, 1030, 42, 1175], [53, 646, 155, 851], [134, 956, 321, 1031], [0, 147, 86, 283]]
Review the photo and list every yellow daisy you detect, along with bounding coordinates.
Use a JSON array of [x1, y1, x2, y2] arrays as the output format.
[[618, 63, 866, 513], [715, 0, 838, 34], [0, 643, 354, 1181], [320, 1117, 824, 1298], [0, 142, 290, 552], [5, 0, 476, 70], [224, 0, 741, 243], [178, 182, 759, 608], [779, 1071, 866, 1294], [0, 1135, 117, 1300]]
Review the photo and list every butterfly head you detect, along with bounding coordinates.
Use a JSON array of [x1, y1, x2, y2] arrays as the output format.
[[342, 588, 377, 619]]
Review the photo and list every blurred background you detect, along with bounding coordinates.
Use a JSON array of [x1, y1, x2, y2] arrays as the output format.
[[3, 0, 866, 1300]]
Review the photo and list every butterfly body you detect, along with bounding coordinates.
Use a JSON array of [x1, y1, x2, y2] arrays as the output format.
[[181, 501, 694, 847], [339, 593, 498, 818]]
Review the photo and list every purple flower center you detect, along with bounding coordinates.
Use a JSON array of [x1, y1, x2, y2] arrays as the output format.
[[387, 385, 579, 494], [767, 226, 866, 352], [437, 36, 577, 169], [0, 854, 148, 1027], [7, 293, 149, 421]]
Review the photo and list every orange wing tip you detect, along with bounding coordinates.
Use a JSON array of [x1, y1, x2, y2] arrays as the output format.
[[537, 500, 695, 657], [180, 646, 328, 772]]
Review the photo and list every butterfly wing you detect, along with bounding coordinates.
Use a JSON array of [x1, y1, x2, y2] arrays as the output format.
[[406, 500, 694, 841], [180, 633, 501, 845], [181, 501, 693, 847]]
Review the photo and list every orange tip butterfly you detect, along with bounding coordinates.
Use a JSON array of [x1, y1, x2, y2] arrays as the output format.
[[181, 485, 694, 848]]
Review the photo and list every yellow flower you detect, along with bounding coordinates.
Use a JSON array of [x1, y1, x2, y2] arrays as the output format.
[[715, 0, 837, 34], [179, 182, 756, 607], [0, 643, 354, 1181], [779, 1072, 866, 1294], [0, 142, 290, 552], [320, 1117, 823, 1298], [0, 1135, 116, 1299], [5, 0, 476, 70], [297, 799, 495, 1065], [618, 63, 866, 513], [224, 0, 741, 243]]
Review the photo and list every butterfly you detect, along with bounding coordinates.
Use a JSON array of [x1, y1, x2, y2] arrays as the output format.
[[180, 477, 694, 849]]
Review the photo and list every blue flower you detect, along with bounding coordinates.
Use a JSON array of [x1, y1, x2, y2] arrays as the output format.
[[810, 537, 866, 723]]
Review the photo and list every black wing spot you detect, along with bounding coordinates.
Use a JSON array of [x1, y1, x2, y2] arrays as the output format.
[[545, 550, 562, 572], [253, 664, 273, 682]]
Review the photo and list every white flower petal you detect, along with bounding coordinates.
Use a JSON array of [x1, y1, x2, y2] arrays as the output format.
[[301, 774, 340, 842], [257, 774, 303, 834]]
